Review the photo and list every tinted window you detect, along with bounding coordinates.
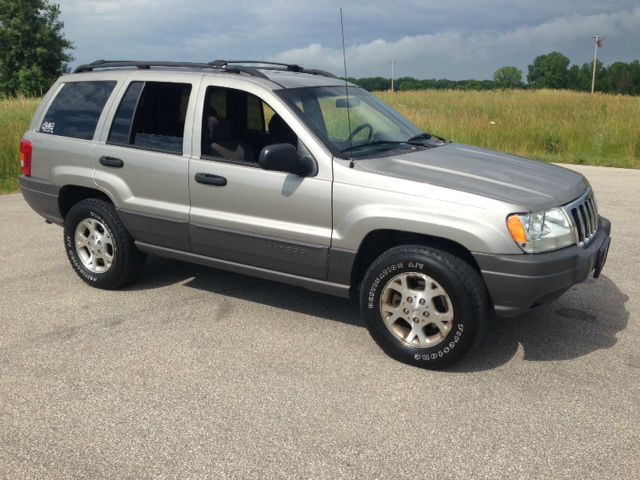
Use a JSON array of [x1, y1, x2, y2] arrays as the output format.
[[207, 88, 227, 118], [108, 81, 191, 155], [108, 81, 144, 145], [246, 94, 264, 131], [246, 95, 276, 132], [202, 86, 299, 165], [40, 81, 116, 140]]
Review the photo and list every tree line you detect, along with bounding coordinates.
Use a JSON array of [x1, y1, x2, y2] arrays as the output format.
[[350, 52, 640, 95]]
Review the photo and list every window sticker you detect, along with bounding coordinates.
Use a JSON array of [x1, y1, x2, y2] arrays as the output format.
[[40, 121, 55, 134]]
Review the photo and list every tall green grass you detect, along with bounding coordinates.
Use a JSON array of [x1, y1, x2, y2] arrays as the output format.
[[0, 97, 39, 193], [377, 89, 640, 169], [0, 90, 638, 194]]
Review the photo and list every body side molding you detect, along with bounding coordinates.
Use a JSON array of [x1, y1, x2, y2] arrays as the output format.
[[135, 241, 351, 298]]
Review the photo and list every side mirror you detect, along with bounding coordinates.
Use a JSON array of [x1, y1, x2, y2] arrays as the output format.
[[258, 143, 314, 177]]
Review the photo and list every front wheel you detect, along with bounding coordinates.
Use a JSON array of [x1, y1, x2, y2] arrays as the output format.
[[360, 245, 489, 369], [64, 198, 144, 289]]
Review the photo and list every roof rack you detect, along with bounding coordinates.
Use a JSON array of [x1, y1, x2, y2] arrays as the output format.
[[211, 60, 338, 79], [210, 59, 304, 71], [73, 60, 269, 79], [73, 59, 338, 79]]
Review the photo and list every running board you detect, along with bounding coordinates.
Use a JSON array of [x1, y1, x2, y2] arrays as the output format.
[[135, 242, 351, 298]]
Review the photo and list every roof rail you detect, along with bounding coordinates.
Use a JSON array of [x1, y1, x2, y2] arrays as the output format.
[[211, 60, 304, 71], [73, 60, 269, 79], [211, 60, 338, 79], [74, 60, 208, 73], [73, 59, 338, 80]]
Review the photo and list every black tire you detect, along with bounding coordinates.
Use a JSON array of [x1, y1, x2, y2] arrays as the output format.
[[360, 245, 489, 369], [64, 198, 145, 289]]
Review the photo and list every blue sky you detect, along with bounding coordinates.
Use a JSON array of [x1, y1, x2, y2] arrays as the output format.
[[58, 1, 640, 79]]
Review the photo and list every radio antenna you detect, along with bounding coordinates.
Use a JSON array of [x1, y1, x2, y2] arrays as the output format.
[[340, 8, 354, 167]]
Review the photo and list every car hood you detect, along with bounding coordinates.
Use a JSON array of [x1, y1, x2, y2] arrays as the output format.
[[353, 143, 588, 211]]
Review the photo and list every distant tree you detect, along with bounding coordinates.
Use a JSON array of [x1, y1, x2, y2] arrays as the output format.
[[567, 63, 592, 91], [440, 79, 457, 89], [397, 77, 420, 91], [459, 79, 481, 90], [566, 61, 606, 92], [527, 52, 570, 89], [629, 60, 640, 95], [350, 76, 390, 92], [493, 66, 523, 88], [0, 0, 73, 96], [566, 65, 585, 91], [348, 54, 640, 95], [605, 62, 634, 94]]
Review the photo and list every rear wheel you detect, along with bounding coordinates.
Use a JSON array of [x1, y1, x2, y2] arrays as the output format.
[[64, 198, 144, 289], [360, 245, 489, 369]]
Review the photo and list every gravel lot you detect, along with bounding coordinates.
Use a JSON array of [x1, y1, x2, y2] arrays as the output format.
[[1, 164, 638, 479]]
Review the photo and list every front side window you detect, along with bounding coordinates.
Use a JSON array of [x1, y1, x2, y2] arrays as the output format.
[[108, 81, 192, 154], [246, 94, 275, 132], [202, 86, 296, 165], [40, 81, 116, 140]]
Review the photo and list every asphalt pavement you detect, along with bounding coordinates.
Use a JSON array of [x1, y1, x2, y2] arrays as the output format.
[[1, 164, 638, 479]]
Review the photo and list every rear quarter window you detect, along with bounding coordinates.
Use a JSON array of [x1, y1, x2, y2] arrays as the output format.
[[40, 81, 116, 140]]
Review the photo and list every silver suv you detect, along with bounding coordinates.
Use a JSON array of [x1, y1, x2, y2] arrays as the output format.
[[19, 59, 611, 368]]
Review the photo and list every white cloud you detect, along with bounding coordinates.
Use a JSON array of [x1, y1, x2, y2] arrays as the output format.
[[494, 8, 640, 47], [273, 7, 640, 78], [57, 1, 640, 79]]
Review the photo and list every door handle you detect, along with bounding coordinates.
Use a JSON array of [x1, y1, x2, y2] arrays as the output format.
[[195, 172, 227, 186], [99, 156, 124, 168]]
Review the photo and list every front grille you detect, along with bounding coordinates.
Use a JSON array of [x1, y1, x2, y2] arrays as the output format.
[[566, 191, 598, 247]]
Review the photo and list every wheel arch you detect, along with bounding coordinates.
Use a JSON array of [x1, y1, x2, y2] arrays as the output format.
[[348, 229, 482, 292], [58, 185, 114, 219]]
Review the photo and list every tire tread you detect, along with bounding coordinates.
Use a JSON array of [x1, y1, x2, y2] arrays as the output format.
[[360, 244, 489, 369], [64, 198, 144, 289]]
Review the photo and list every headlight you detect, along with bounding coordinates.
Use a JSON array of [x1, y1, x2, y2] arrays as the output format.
[[507, 207, 575, 253]]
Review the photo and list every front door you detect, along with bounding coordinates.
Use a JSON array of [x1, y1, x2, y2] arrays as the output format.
[[188, 82, 332, 279]]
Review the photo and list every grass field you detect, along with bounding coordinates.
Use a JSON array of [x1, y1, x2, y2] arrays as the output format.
[[0, 97, 39, 193], [0, 89, 639, 193], [377, 89, 640, 169]]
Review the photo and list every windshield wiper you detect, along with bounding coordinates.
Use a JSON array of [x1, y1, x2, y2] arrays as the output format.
[[339, 140, 414, 155], [406, 132, 447, 145], [407, 132, 432, 142]]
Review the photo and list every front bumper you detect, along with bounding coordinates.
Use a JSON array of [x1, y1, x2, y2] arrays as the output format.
[[473, 216, 611, 317]]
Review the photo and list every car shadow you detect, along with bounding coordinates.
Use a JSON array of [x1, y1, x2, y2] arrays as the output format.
[[452, 275, 629, 372], [127, 256, 363, 327], [129, 257, 629, 370]]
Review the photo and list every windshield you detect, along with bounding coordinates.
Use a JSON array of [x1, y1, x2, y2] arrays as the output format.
[[278, 86, 442, 158]]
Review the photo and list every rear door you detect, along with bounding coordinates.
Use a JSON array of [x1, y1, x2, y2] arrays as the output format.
[[188, 79, 333, 279], [95, 73, 201, 251]]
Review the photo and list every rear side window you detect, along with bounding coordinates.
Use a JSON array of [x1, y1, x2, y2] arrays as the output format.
[[108, 81, 192, 155], [40, 81, 116, 140], [107, 82, 144, 145]]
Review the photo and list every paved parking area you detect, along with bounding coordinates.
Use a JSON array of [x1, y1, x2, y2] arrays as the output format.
[[1, 164, 638, 479]]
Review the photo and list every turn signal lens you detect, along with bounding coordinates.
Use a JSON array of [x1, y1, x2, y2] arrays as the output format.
[[507, 215, 527, 244]]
